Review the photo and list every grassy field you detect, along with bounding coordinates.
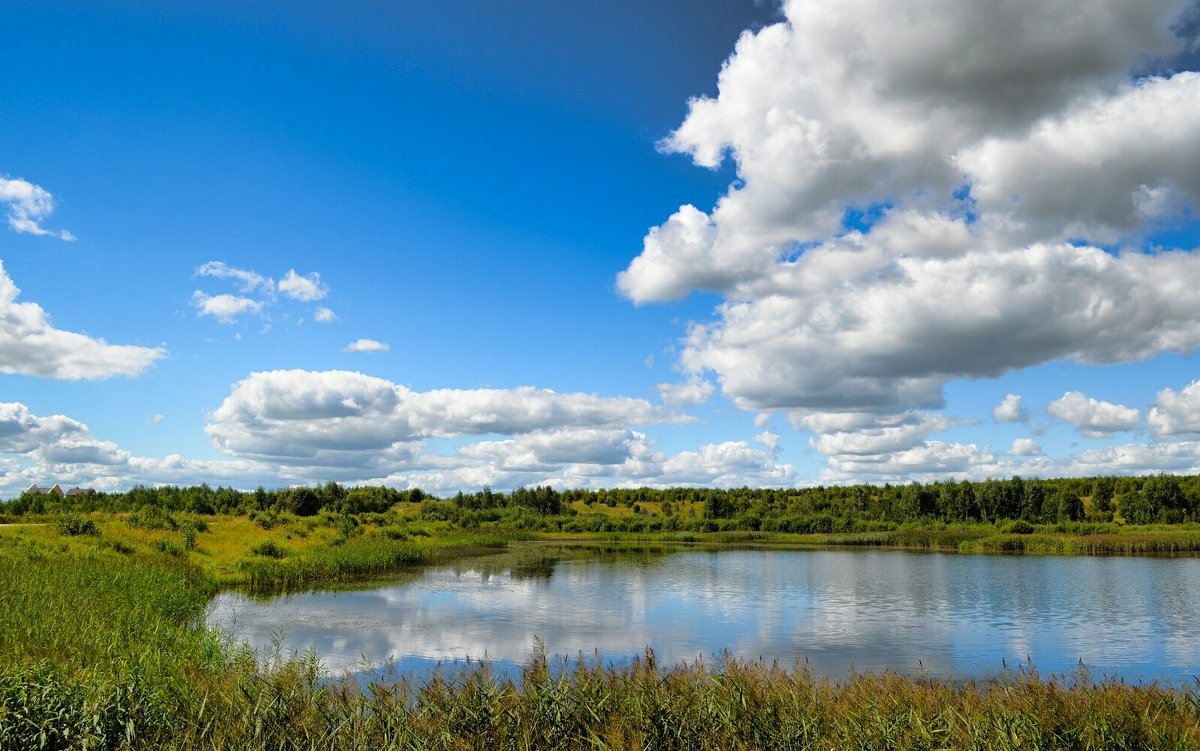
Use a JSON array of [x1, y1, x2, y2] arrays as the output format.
[[5, 508, 1200, 748]]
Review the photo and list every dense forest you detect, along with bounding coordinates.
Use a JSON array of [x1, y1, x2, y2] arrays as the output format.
[[3, 474, 1198, 532]]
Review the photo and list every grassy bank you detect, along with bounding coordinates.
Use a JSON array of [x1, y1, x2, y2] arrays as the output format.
[[537, 521, 1200, 558], [4, 542, 1200, 749], [791, 523, 1200, 555], [6, 513, 1200, 748], [0, 509, 518, 588], [0, 537, 219, 749]]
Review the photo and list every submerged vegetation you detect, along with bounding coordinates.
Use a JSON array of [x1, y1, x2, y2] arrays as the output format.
[[5, 475, 1200, 747]]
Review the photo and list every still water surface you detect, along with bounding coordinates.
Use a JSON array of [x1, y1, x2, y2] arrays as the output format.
[[207, 547, 1200, 683]]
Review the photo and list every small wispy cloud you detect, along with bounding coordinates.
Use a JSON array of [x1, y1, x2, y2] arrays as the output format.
[[195, 261, 270, 293], [191, 291, 263, 324], [655, 379, 714, 407], [343, 338, 389, 353], [278, 269, 327, 302], [0, 176, 74, 241], [192, 261, 331, 326]]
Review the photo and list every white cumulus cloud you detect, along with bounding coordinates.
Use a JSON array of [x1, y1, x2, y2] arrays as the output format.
[[204, 370, 683, 467], [655, 378, 714, 407], [0, 261, 164, 379], [278, 269, 328, 302], [1048, 391, 1141, 438], [344, 338, 389, 353], [618, 0, 1200, 441], [1009, 438, 1043, 456], [1064, 441, 1200, 475], [993, 394, 1028, 423], [1148, 379, 1200, 437], [191, 291, 263, 324], [193, 262, 331, 324], [0, 400, 299, 495], [194, 261, 270, 293], [821, 442, 993, 484], [810, 414, 953, 456], [0, 176, 74, 240], [959, 73, 1200, 245]]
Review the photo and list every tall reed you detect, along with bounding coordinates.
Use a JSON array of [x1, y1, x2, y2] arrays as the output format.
[[5, 528, 1200, 749], [236, 536, 432, 589]]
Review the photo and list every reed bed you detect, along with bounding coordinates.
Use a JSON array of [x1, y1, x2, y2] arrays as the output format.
[[236, 537, 433, 589], [812, 527, 993, 550], [20, 647, 1200, 751], [6, 522, 1200, 749], [0, 542, 219, 749], [962, 532, 1200, 555]]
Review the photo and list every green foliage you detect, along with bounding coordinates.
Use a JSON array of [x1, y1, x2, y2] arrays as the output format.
[[128, 503, 176, 530], [1122, 493, 1155, 525], [0, 544, 216, 748], [54, 513, 97, 536], [1056, 490, 1085, 522], [249, 540, 289, 559], [1092, 476, 1116, 511], [1000, 520, 1035, 534], [238, 537, 431, 589], [6, 474, 1200, 543], [7, 518, 1200, 749], [153, 538, 186, 557]]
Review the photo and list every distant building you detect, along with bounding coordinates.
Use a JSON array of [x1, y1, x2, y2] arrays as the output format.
[[25, 483, 64, 498], [25, 483, 93, 498]]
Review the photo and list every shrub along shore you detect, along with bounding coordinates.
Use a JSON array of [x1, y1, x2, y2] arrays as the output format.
[[4, 477, 1200, 749]]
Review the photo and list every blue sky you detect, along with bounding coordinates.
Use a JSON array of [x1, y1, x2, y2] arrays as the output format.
[[3, 0, 1200, 495]]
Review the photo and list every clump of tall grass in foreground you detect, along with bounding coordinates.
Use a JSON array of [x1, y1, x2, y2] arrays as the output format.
[[0, 541, 218, 749], [85, 648, 1200, 751]]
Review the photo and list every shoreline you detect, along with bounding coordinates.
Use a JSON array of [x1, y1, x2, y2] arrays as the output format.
[[5, 518, 1200, 748]]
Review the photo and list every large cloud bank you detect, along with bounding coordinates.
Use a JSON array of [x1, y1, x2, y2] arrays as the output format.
[[196, 369, 794, 492], [619, 0, 1200, 479]]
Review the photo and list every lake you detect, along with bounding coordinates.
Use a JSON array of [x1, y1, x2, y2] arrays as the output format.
[[207, 546, 1200, 684]]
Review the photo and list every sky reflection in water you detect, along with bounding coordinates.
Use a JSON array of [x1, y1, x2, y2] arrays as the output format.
[[208, 549, 1200, 684]]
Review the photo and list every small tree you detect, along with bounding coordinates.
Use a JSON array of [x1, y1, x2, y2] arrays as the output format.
[[1121, 492, 1154, 525], [1056, 490, 1084, 522], [1091, 477, 1116, 512], [1142, 475, 1185, 518]]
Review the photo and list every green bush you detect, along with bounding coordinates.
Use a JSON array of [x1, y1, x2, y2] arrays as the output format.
[[249, 540, 288, 559], [54, 514, 98, 537], [154, 539, 185, 557], [1000, 520, 1035, 534]]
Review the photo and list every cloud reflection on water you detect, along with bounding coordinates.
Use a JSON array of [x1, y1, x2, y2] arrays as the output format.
[[207, 549, 1200, 684]]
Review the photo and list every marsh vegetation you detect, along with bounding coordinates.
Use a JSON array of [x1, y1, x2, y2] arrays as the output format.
[[4, 476, 1200, 748]]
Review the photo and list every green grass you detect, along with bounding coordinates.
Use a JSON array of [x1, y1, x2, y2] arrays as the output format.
[[0, 537, 220, 749], [959, 532, 1200, 555], [5, 514, 1200, 749], [236, 536, 432, 589]]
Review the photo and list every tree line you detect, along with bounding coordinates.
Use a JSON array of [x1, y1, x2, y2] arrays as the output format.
[[3, 474, 1198, 530], [2, 482, 425, 517]]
